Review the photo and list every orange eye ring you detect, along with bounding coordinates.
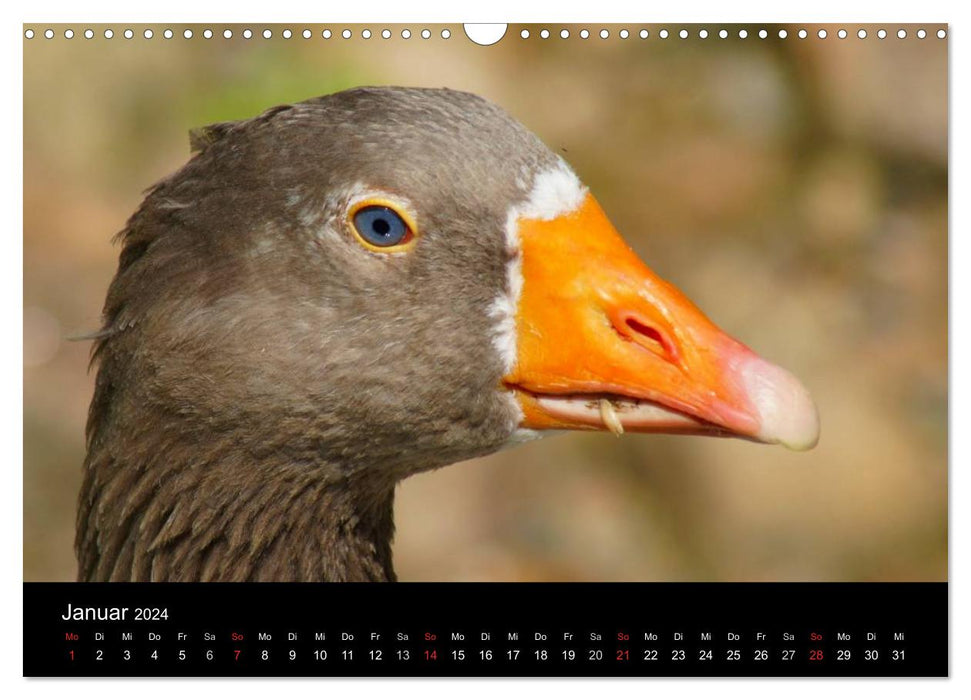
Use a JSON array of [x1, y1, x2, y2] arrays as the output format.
[[346, 198, 418, 253]]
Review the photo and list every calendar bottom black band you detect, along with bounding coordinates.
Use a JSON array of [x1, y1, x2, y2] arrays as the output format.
[[24, 581, 947, 677]]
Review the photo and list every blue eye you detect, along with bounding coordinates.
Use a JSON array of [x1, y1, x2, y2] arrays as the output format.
[[352, 206, 412, 248]]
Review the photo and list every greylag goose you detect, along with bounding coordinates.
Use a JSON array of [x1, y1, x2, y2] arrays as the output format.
[[77, 87, 818, 582]]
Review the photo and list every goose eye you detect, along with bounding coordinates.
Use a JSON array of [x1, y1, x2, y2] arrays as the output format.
[[352, 205, 412, 248]]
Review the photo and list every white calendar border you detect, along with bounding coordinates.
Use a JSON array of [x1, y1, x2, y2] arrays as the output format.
[[3, 0, 964, 697]]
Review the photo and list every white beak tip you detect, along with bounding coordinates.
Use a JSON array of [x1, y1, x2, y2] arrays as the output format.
[[742, 358, 820, 452]]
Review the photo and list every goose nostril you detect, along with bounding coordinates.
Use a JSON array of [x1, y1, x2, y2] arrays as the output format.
[[617, 314, 678, 362]]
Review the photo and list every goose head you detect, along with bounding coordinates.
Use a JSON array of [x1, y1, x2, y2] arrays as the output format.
[[79, 87, 818, 581]]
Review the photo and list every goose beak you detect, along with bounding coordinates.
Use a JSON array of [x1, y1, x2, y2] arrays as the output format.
[[502, 193, 819, 451]]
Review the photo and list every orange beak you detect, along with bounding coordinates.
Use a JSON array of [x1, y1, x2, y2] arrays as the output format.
[[503, 193, 819, 451]]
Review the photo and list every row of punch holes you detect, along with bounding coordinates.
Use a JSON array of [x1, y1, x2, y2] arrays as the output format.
[[24, 27, 453, 40], [24, 26, 948, 42]]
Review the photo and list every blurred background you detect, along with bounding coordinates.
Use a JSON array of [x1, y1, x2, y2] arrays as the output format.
[[24, 24, 947, 582]]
